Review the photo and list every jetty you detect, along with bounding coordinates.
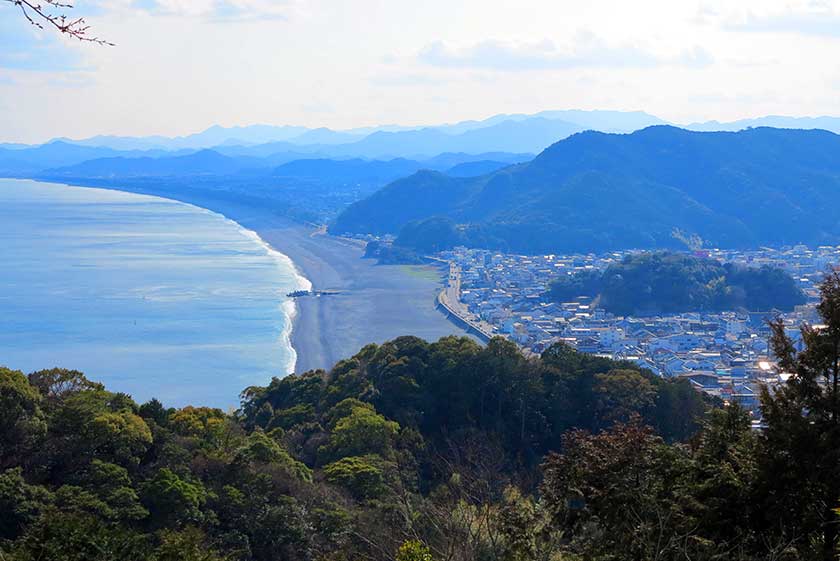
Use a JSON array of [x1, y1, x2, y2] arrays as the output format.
[[286, 289, 343, 298]]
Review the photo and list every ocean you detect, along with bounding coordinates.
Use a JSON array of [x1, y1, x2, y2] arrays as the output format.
[[0, 178, 309, 408]]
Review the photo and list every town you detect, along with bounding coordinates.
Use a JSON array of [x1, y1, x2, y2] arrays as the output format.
[[436, 244, 838, 420]]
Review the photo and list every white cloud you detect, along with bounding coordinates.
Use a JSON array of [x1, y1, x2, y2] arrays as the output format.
[[417, 33, 714, 71], [129, 0, 303, 20], [4, 0, 840, 142], [699, 1, 840, 36]]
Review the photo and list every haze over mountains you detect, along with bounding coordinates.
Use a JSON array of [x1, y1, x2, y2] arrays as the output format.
[[8, 109, 840, 254], [3, 108, 840, 179], [332, 126, 840, 254], [5, 109, 840, 178]]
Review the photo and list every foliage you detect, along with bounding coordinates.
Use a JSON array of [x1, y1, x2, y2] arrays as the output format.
[[396, 540, 434, 561], [364, 240, 425, 265], [322, 402, 400, 462], [323, 455, 386, 499], [9, 278, 840, 560], [0, 367, 45, 469], [757, 269, 840, 560], [0, 468, 51, 540], [546, 251, 805, 314], [140, 468, 207, 528], [333, 126, 840, 254]]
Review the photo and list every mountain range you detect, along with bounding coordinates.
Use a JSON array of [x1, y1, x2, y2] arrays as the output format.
[[330, 126, 840, 254], [9, 110, 840, 177], [11, 111, 840, 253], [19, 109, 664, 152], [40, 150, 531, 181]]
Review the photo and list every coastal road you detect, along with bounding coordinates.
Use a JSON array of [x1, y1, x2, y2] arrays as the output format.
[[437, 261, 496, 341]]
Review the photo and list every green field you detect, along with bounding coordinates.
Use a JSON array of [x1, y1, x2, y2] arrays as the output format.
[[398, 264, 443, 282]]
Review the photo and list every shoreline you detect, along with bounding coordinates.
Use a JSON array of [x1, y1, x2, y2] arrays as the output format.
[[12, 178, 473, 374], [232, 223, 312, 376], [120, 192, 315, 376]]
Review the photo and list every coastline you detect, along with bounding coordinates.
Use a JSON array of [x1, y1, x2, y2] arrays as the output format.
[[240, 209, 475, 373], [232, 223, 312, 376], [16, 179, 473, 374]]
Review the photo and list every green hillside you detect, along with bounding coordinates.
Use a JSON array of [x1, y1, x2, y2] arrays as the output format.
[[331, 126, 840, 253]]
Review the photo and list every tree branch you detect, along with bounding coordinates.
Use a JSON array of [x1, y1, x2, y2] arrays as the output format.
[[4, 0, 114, 45]]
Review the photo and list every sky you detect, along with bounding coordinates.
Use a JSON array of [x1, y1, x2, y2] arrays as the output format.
[[1, 0, 840, 143]]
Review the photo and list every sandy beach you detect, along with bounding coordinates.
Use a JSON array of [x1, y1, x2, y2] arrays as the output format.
[[256, 221, 472, 372], [184, 202, 474, 372]]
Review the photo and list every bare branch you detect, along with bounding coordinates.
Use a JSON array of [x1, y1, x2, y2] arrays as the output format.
[[4, 0, 114, 46]]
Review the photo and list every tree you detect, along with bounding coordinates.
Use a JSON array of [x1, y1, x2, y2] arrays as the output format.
[[540, 419, 690, 560], [81, 460, 148, 522], [593, 368, 656, 428], [155, 526, 228, 561], [233, 430, 313, 482], [323, 455, 386, 499], [86, 411, 153, 468], [0, 367, 45, 469], [3, 0, 113, 44], [760, 268, 840, 560], [28, 368, 103, 403], [140, 468, 207, 528], [8, 510, 150, 561], [396, 540, 433, 561], [321, 402, 400, 462], [684, 403, 759, 556], [0, 468, 51, 540], [169, 406, 225, 437]]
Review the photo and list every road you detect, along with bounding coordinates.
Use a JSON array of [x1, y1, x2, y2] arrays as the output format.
[[437, 261, 496, 341]]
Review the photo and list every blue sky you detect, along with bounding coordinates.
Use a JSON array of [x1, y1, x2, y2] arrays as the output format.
[[1, 0, 840, 142]]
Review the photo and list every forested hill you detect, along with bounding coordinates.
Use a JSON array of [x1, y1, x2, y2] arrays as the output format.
[[547, 252, 806, 315], [0, 336, 709, 560], [8, 303, 840, 559], [330, 126, 840, 254]]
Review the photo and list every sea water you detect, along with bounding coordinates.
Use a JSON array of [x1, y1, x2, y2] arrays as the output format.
[[0, 179, 309, 408]]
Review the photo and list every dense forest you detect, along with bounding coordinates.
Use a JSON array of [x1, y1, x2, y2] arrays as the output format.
[[5, 274, 840, 560], [331, 126, 840, 254], [546, 251, 806, 315]]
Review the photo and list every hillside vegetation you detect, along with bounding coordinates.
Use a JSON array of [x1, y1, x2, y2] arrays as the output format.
[[0, 334, 709, 561], [546, 252, 806, 315], [331, 126, 840, 253], [7, 266, 840, 561]]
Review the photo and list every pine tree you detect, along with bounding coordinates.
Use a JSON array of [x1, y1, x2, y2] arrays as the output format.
[[761, 269, 840, 560]]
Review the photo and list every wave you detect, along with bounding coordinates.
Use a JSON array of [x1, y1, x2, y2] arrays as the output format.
[[182, 205, 312, 377]]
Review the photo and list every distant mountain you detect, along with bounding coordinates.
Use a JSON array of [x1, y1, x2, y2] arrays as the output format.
[[0, 142, 177, 176], [532, 109, 667, 131], [331, 126, 840, 254], [35, 151, 535, 186], [323, 118, 590, 158], [686, 115, 840, 134], [53, 125, 311, 151], [286, 128, 366, 145], [421, 152, 533, 169], [41, 149, 261, 178], [273, 158, 427, 184], [26, 109, 668, 155], [429, 109, 666, 135], [445, 160, 512, 177]]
